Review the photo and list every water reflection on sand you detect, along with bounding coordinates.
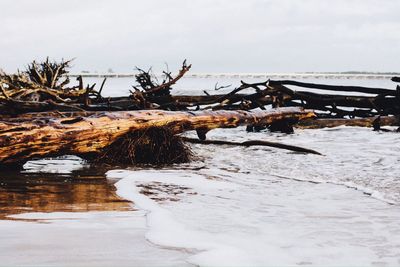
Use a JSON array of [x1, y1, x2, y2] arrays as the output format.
[[0, 160, 132, 219], [0, 159, 192, 267]]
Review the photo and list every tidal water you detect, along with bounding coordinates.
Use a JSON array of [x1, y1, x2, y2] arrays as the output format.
[[0, 77, 399, 266]]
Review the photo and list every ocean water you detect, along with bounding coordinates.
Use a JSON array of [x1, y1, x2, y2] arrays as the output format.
[[1, 77, 400, 266], [105, 125, 400, 266]]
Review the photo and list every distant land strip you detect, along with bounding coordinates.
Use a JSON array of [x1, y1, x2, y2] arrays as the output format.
[[69, 72, 400, 80]]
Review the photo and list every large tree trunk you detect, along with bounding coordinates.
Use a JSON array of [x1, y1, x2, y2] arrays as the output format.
[[0, 107, 314, 166]]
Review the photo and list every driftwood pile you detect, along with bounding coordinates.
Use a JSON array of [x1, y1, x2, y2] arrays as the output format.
[[2, 59, 399, 119], [0, 58, 398, 167], [0, 59, 102, 114]]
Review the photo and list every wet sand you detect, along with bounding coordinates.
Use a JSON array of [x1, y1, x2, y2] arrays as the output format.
[[0, 167, 132, 219], [0, 211, 191, 267], [0, 163, 191, 266]]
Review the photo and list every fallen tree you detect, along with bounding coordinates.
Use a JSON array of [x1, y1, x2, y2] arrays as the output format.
[[2, 59, 398, 123], [0, 59, 195, 114], [0, 107, 314, 167], [264, 80, 400, 122], [182, 137, 322, 155], [298, 116, 399, 129], [1, 58, 399, 168], [391, 77, 400, 83], [268, 79, 396, 96]]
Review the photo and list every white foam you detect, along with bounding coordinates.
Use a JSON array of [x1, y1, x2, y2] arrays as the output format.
[[107, 169, 400, 266], [108, 170, 251, 266], [23, 156, 85, 174]]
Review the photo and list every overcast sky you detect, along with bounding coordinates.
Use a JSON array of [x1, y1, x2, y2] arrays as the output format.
[[1, 0, 400, 73]]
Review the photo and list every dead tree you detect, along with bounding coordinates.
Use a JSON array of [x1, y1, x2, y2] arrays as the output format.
[[2, 58, 398, 132], [0, 58, 99, 107], [0, 107, 314, 167], [392, 77, 400, 83], [265, 80, 400, 120], [268, 80, 396, 96]]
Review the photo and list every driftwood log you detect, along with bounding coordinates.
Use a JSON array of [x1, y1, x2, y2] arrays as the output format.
[[265, 80, 400, 120], [182, 137, 322, 155], [0, 107, 314, 166], [268, 80, 396, 96], [391, 77, 400, 83], [298, 116, 399, 129]]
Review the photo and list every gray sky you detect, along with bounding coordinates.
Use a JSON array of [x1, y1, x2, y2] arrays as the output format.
[[1, 0, 400, 73]]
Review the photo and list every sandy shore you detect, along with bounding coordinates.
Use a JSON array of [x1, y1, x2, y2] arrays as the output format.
[[0, 211, 191, 266], [0, 161, 192, 266]]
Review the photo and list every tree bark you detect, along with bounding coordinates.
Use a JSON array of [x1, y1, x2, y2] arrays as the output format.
[[297, 116, 398, 129], [0, 107, 314, 166]]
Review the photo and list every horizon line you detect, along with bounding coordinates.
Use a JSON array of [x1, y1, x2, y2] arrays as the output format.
[[68, 72, 400, 80]]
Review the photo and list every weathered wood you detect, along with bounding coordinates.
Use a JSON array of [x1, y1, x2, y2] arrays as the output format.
[[266, 83, 400, 118], [0, 107, 314, 165], [182, 137, 322, 155], [269, 80, 396, 96], [3, 59, 400, 121], [392, 77, 400, 83], [144, 61, 191, 95], [297, 116, 398, 129]]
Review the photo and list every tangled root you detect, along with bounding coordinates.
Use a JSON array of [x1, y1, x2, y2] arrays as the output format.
[[96, 127, 192, 165]]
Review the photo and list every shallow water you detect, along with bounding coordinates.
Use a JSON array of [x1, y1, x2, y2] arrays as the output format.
[[1, 77, 400, 266], [0, 158, 132, 219], [106, 126, 400, 266]]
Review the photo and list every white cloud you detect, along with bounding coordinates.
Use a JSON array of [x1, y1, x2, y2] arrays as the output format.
[[1, 0, 399, 72]]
